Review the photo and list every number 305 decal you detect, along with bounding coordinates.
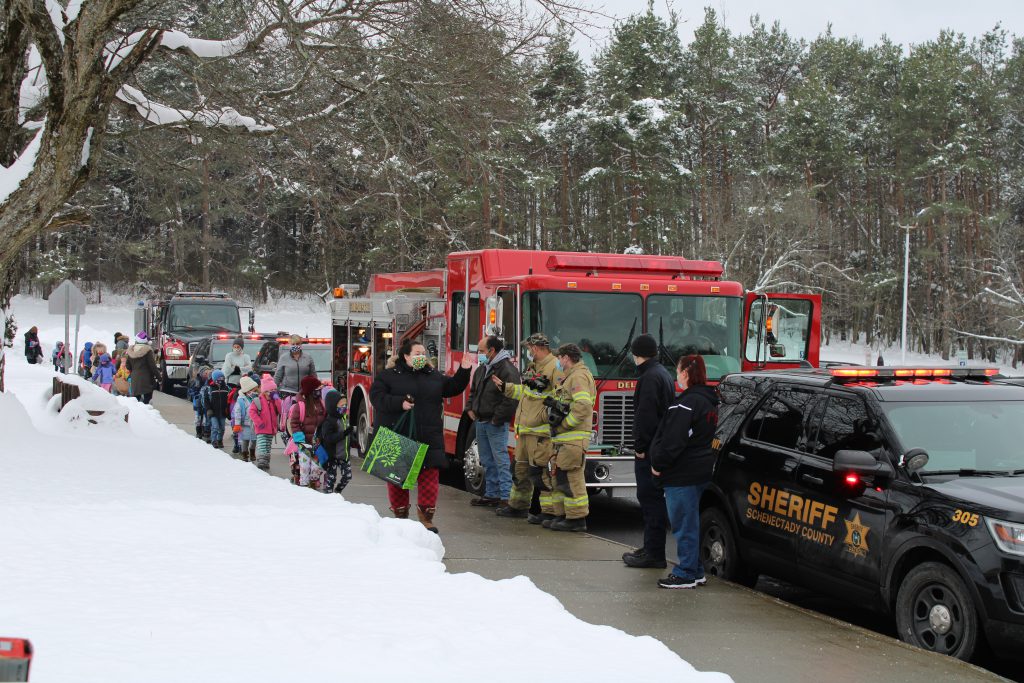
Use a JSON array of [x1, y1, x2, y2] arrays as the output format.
[[952, 509, 980, 527]]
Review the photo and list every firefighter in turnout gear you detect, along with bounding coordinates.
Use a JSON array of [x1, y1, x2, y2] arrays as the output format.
[[545, 343, 596, 531], [492, 333, 564, 520]]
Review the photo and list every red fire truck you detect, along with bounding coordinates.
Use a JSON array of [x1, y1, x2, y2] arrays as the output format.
[[328, 249, 821, 496]]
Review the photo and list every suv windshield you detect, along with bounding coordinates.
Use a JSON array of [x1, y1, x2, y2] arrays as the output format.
[[168, 304, 240, 333], [880, 400, 1024, 474], [647, 295, 742, 380], [523, 292, 642, 378]]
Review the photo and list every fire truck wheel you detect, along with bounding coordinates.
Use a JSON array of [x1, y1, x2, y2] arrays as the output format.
[[461, 422, 486, 497], [355, 402, 370, 457], [160, 360, 173, 394]]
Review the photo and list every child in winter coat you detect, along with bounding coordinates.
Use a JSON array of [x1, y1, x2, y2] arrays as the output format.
[[202, 369, 231, 448], [79, 341, 94, 379], [227, 385, 241, 453], [188, 366, 212, 440], [249, 374, 282, 472], [317, 388, 354, 495], [52, 341, 68, 373], [90, 353, 116, 392], [232, 376, 259, 462], [287, 375, 326, 487]]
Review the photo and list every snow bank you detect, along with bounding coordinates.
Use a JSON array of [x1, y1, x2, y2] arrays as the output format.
[[1, 354, 727, 682]]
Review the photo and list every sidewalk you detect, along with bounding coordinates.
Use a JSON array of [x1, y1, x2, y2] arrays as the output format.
[[151, 391, 1006, 683]]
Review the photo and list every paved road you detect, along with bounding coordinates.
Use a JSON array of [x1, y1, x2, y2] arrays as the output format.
[[152, 390, 1010, 683]]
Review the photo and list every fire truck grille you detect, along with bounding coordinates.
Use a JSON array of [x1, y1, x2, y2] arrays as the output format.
[[598, 391, 634, 448]]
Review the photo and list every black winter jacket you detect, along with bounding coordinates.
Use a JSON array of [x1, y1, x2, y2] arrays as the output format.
[[631, 359, 675, 455], [468, 354, 520, 425], [318, 390, 353, 462], [24, 331, 43, 362], [649, 385, 720, 487], [369, 359, 471, 469]]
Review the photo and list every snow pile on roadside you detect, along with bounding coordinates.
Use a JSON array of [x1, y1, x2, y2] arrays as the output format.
[[0, 358, 730, 683]]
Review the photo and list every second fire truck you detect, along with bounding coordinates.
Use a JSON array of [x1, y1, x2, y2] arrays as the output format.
[[327, 249, 821, 496]]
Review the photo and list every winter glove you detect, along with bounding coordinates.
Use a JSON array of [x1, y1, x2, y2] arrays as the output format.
[[233, 425, 242, 434], [291, 432, 305, 444]]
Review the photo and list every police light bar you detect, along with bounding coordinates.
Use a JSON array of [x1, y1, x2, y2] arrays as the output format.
[[828, 367, 998, 381], [277, 337, 331, 344]]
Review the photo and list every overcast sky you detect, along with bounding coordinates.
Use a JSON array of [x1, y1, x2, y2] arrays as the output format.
[[574, 0, 1023, 60]]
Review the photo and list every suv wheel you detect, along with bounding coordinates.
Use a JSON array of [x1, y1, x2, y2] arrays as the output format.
[[700, 507, 756, 586], [896, 561, 978, 660], [462, 422, 485, 497]]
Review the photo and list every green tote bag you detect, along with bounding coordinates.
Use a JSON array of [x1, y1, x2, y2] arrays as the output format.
[[361, 409, 429, 489]]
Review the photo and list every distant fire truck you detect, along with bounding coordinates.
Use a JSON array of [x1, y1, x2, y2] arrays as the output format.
[[134, 291, 254, 392], [328, 250, 821, 496]]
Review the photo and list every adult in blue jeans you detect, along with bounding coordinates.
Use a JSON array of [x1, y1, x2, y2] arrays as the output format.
[[466, 335, 521, 507], [649, 354, 720, 589]]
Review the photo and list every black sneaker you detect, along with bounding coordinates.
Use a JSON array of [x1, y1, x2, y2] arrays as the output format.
[[658, 574, 699, 589], [495, 505, 528, 518], [528, 513, 554, 525], [550, 517, 587, 532], [623, 550, 667, 569]]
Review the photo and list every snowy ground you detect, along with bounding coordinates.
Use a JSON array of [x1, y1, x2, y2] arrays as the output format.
[[1, 337, 728, 681]]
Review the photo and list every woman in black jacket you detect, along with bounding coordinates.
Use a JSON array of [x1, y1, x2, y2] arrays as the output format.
[[370, 338, 472, 532], [649, 354, 720, 589], [24, 327, 44, 364]]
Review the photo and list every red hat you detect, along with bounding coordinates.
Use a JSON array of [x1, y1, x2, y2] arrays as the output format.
[[300, 376, 322, 396]]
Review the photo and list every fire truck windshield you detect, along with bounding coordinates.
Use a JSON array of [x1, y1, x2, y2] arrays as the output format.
[[647, 294, 742, 380], [168, 304, 241, 334], [522, 292, 642, 378]]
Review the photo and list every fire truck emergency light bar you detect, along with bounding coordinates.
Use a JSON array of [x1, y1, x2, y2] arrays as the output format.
[[276, 337, 331, 344], [217, 333, 265, 340], [828, 367, 999, 380], [545, 254, 724, 279]]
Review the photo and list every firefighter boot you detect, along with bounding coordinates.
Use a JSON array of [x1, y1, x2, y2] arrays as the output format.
[[392, 506, 410, 519], [528, 513, 555, 525], [417, 505, 439, 534], [542, 515, 564, 529], [550, 516, 587, 532]]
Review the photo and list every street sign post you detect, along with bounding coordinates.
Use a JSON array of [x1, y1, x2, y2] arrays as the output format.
[[48, 281, 87, 372]]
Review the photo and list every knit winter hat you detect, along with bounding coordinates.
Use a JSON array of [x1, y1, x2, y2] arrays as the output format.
[[212, 369, 226, 381], [260, 374, 277, 393], [135, 332, 149, 343], [233, 337, 244, 349], [99, 353, 112, 364], [300, 375, 321, 396], [630, 334, 658, 359], [240, 376, 259, 394]]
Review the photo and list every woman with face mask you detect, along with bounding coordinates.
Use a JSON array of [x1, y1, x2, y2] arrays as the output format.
[[369, 338, 473, 532]]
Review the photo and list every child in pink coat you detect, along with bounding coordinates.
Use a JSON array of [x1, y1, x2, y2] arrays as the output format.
[[248, 374, 282, 472]]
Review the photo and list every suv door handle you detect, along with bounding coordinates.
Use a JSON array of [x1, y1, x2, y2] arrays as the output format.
[[801, 473, 824, 485], [728, 453, 747, 463]]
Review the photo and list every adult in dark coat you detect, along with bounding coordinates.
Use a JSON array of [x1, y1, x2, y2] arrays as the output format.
[[24, 326, 44, 364], [623, 334, 676, 568], [125, 332, 160, 404], [649, 354, 720, 589], [466, 335, 521, 506], [370, 339, 472, 532]]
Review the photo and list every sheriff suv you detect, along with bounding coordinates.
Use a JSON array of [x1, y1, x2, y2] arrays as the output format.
[[699, 366, 1024, 662]]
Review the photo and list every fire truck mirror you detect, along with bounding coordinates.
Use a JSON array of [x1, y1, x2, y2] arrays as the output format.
[[769, 343, 787, 358], [484, 295, 503, 337]]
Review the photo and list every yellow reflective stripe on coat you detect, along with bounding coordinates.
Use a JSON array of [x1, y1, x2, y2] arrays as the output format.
[[571, 391, 595, 403], [552, 430, 590, 443], [564, 412, 581, 428], [516, 423, 551, 435]]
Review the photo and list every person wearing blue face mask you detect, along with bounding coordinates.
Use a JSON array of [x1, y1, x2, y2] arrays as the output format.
[[466, 335, 521, 507]]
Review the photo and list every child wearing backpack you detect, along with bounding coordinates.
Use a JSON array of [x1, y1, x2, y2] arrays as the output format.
[[79, 341, 94, 379], [286, 376, 326, 487], [91, 353, 116, 392], [52, 341, 69, 373], [232, 376, 259, 462], [203, 369, 231, 448], [188, 366, 212, 439], [249, 374, 282, 472], [227, 385, 241, 453], [317, 388, 354, 495]]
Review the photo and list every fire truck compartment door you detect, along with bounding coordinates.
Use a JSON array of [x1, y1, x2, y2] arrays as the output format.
[[743, 292, 821, 370]]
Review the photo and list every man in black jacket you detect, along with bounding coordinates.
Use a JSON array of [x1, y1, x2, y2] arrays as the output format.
[[623, 334, 675, 568], [467, 336, 521, 506]]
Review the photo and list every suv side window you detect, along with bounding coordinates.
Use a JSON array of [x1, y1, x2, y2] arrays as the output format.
[[810, 394, 883, 459], [745, 385, 817, 450]]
